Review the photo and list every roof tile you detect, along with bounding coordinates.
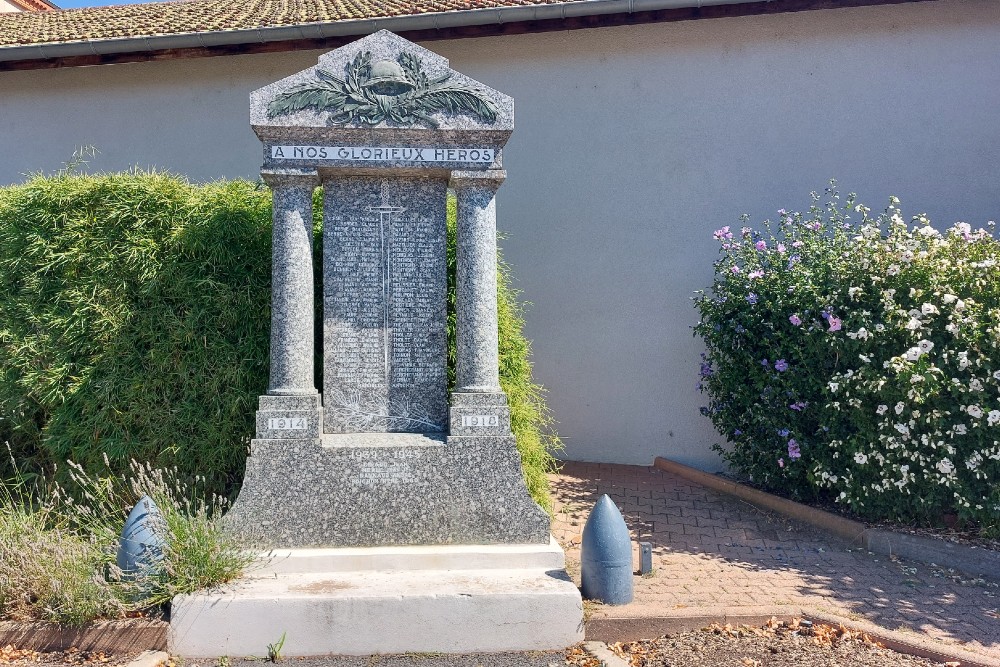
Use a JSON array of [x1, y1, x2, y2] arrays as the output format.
[[0, 0, 566, 47]]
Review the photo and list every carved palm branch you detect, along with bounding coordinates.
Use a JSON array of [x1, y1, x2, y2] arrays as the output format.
[[402, 85, 499, 125], [268, 79, 352, 118]]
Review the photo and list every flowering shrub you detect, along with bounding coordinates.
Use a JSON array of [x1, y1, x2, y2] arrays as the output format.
[[694, 185, 1000, 534]]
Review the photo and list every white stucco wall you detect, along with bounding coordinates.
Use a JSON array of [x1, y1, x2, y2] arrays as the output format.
[[0, 0, 23, 12], [2, 0, 999, 469]]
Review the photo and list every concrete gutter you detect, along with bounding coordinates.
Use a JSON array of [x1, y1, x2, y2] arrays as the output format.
[[654, 457, 1000, 580], [0, 0, 768, 62]]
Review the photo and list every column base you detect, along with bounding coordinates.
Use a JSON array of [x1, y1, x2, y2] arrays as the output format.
[[449, 391, 510, 436], [254, 394, 323, 439]]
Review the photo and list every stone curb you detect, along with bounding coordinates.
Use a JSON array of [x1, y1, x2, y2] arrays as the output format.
[[654, 456, 1000, 579], [0, 620, 167, 653], [585, 610, 799, 642], [126, 650, 169, 667], [582, 641, 631, 667]]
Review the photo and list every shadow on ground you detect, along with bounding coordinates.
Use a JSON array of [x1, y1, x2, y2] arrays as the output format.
[[550, 461, 1000, 659]]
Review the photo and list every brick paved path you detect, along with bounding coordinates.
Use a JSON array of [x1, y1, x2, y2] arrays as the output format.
[[551, 461, 1000, 660]]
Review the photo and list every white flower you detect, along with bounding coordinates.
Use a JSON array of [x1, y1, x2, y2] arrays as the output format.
[[895, 402, 905, 415], [993, 370, 1000, 381], [876, 404, 888, 415], [942, 294, 958, 304], [967, 405, 983, 419], [910, 374, 924, 384], [988, 410, 1000, 426], [894, 423, 909, 435], [901, 251, 914, 263], [954, 424, 968, 435], [970, 378, 983, 392], [918, 339, 934, 354], [921, 303, 939, 316], [887, 264, 900, 276], [958, 354, 970, 370], [828, 382, 840, 393], [936, 458, 955, 475], [905, 318, 922, 330], [904, 347, 922, 361], [875, 323, 886, 332], [946, 323, 959, 334], [854, 452, 869, 465], [955, 299, 966, 312], [848, 287, 862, 299]]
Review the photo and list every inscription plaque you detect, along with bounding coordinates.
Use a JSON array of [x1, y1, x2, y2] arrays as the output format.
[[324, 176, 449, 433], [461, 415, 499, 428], [267, 417, 308, 430]]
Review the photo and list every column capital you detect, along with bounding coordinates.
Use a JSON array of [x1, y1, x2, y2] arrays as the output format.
[[449, 169, 506, 190], [261, 168, 320, 188]]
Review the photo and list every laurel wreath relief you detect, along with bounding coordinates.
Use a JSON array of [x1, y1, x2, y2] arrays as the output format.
[[267, 51, 499, 128]]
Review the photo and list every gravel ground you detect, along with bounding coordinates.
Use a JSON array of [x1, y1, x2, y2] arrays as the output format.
[[1, 620, 966, 667], [0, 645, 134, 666], [601, 619, 958, 667]]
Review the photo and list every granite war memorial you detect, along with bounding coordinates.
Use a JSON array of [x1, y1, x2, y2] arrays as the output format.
[[168, 31, 583, 657]]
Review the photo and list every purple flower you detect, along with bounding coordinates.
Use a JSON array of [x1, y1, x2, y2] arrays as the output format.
[[776, 243, 786, 254], [785, 216, 794, 224], [774, 359, 789, 372], [733, 429, 742, 436], [792, 240, 804, 248], [741, 226, 753, 236], [761, 359, 770, 368], [778, 209, 787, 215], [789, 314, 802, 326], [748, 270, 764, 280], [714, 226, 734, 241], [828, 316, 843, 332], [787, 439, 801, 460], [730, 265, 741, 274], [755, 240, 767, 251], [747, 293, 758, 305], [778, 458, 785, 468], [778, 428, 790, 437], [699, 362, 714, 378], [807, 222, 821, 231], [789, 401, 808, 411]]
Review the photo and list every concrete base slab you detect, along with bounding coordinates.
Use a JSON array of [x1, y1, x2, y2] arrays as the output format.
[[170, 540, 583, 658]]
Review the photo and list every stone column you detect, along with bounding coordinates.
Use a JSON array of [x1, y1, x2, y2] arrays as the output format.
[[262, 168, 319, 396], [451, 170, 505, 394]]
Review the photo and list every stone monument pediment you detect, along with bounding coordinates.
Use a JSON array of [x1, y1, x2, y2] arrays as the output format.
[[250, 30, 512, 150]]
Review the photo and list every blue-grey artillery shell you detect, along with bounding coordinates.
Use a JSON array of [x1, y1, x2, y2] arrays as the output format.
[[117, 494, 167, 578], [580, 494, 634, 605]]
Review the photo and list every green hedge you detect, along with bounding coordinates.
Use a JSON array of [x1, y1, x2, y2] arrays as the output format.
[[0, 171, 559, 510]]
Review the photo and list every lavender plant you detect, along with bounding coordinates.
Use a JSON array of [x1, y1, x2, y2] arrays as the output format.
[[695, 184, 1000, 534]]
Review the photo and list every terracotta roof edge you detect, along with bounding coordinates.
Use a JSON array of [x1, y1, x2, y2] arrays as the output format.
[[0, 0, 768, 61]]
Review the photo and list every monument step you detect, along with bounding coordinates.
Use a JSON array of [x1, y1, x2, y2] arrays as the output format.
[[250, 536, 566, 577], [169, 567, 583, 657]]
